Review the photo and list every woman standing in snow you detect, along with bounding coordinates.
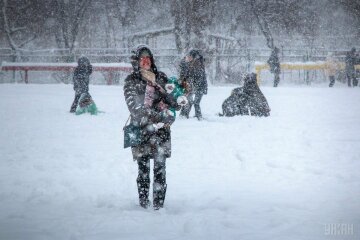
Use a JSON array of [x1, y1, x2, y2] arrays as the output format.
[[123, 45, 181, 210]]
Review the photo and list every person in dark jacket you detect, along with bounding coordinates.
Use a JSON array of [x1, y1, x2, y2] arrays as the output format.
[[345, 47, 358, 87], [220, 87, 248, 117], [179, 49, 208, 120], [267, 47, 281, 87], [244, 73, 271, 116], [70, 56, 93, 112], [123, 45, 180, 210], [220, 73, 270, 117]]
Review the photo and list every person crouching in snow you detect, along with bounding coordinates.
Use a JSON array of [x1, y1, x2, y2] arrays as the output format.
[[123, 45, 185, 210], [220, 73, 270, 117], [70, 56, 98, 115]]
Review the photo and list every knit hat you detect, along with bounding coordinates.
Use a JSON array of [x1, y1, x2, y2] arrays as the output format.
[[140, 49, 151, 57], [188, 49, 201, 59], [78, 56, 90, 66], [130, 45, 158, 76]]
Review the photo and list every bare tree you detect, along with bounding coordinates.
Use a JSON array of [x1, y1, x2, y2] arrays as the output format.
[[171, 0, 189, 53], [114, 0, 137, 29], [171, 0, 214, 54], [339, 0, 360, 38], [228, 0, 318, 51], [53, 0, 91, 59], [112, 0, 137, 48], [1, 0, 41, 61], [250, 0, 275, 49]]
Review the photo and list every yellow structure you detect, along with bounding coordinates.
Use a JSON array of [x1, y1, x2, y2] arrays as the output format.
[[255, 62, 360, 84]]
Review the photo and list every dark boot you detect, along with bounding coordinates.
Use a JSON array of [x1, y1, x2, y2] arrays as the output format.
[[153, 184, 167, 210], [273, 73, 280, 87], [347, 74, 352, 87], [194, 93, 203, 120], [353, 78, 358, 87], [137, 178, 150, 208], [153, 155, 167, 210], [70, 94, 81, 113], [329, 76, 335, 87], [137, 157, 150, 208], [139, 198, 150, 209]]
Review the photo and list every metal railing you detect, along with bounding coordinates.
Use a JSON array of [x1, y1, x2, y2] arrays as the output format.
[[0, 47, 353, 84]]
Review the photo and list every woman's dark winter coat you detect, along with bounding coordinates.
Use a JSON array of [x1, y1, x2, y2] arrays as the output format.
[[124, 46, 179, 159]]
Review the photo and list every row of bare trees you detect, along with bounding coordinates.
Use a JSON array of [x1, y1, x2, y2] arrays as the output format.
[[1, 0, 360, 62]]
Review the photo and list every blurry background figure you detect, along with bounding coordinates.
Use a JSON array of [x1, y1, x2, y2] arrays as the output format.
[[267, 47, 281, 87], [179, 49, 208, 120], [345, 47, 358, 87], [220, 73, 270, 117], [325, 52, 340, 87], [70, 56, 94, 113]]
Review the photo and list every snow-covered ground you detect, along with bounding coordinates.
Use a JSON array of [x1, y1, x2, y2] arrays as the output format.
[[0, 83, 359, 240]]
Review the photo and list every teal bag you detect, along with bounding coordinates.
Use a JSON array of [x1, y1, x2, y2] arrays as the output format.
[[75, 93, 99, 115], [123, 116, 142, 148]]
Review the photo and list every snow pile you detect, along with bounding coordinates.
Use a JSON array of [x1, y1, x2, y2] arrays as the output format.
[[0, 84, 359, 240]]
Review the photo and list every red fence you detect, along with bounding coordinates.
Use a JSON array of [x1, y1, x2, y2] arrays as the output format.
[[1, 63, 132, 84]]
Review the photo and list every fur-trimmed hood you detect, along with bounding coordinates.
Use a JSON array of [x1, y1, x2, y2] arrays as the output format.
[[130, 45, 158, 77]]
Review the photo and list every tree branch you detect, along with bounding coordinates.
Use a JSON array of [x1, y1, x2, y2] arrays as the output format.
[[250, 0, 274, 49], [19, 34, 37, 48], [10, 26, 27, 33], [2, 0, 18, 50], [70, 0, 90, 51]]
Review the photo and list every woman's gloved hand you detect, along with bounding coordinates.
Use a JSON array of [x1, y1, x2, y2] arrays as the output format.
[[140, 69, 156, 84], [165, 83, 175, 93], [152, 122, 165, 131], [161, 110, 175, 124], [177, 95, 188, 106]]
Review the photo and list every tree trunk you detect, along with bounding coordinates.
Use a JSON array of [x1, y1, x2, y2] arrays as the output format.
[[250, 0, 274, 49]]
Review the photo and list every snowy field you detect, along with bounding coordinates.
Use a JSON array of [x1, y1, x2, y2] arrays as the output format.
[[0, 83, 359, 240]]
